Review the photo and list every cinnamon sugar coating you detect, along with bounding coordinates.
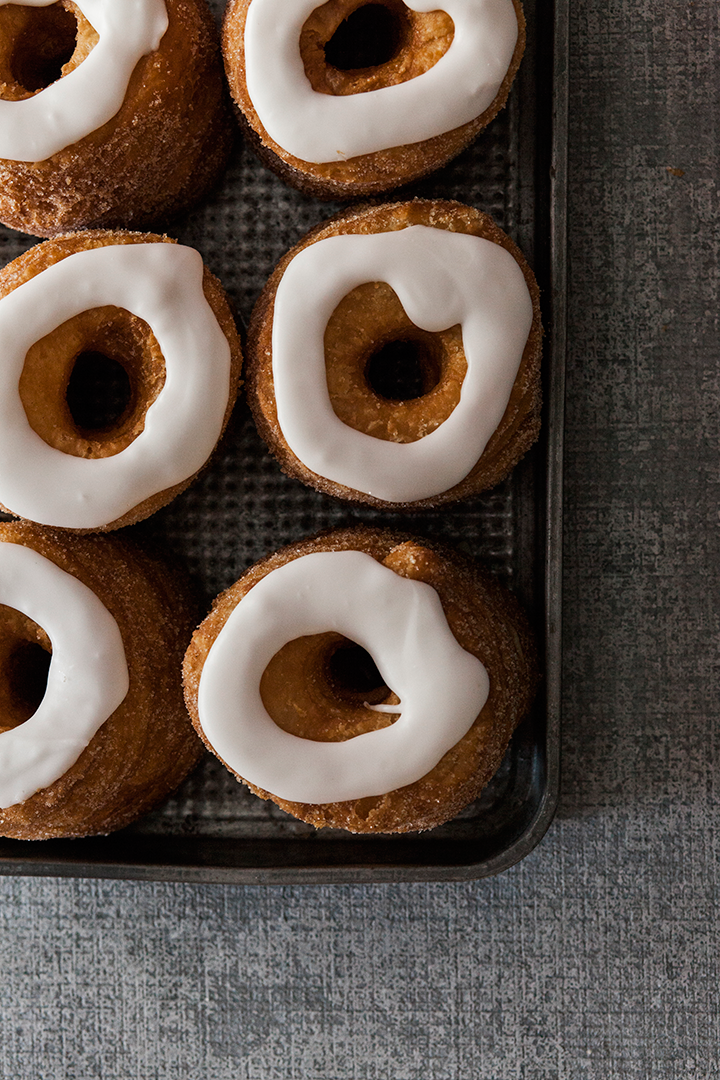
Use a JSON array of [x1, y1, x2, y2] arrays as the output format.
[[246, 199, 542, 510], [183, 526, 539, 834], [0, 228, 243, 533], [223, 0, 525, 198], [0, 0, 233, 237], [0, 522, 204, 840]]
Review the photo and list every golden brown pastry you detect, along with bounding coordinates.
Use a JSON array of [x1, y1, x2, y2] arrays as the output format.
[[223, 0, 525, 198], [0, 0, 233, 237], [183, 526, 539, 834], [0, 228, 242, 532], [0, 522, 203, 840], [247, 199, 542, 510]]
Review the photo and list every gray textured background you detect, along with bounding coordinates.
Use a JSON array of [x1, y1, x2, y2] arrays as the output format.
[[1, 0, 719, 1076]]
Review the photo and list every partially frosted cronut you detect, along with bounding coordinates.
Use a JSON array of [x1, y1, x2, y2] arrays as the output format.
[[183, 526, 539, 834], [246, 199, 542, 511], [0, 522, 203, 840], [0, 229, 242, 533], [0, 0, 233, 237], [222, 0, 526, 198]]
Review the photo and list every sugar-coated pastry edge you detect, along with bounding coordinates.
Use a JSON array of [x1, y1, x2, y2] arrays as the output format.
[[183, 525, 539, 834], [246, 199, 542, 510], [222, 0, 525, 198], [0, 228, 243, 533], [0, 522, 204, 840], [0, 0, 234, 237]]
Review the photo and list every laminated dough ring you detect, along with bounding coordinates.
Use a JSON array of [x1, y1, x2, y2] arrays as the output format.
[[183, 526, 538, 834], [247, 199, 542, 510], [0, 0, 233, 237], [0, 521, 203, 840], [0, 229, 242, 533], [223, 0, 525, 198]]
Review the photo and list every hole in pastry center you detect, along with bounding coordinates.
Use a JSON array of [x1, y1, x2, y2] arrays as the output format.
[[325, 640, 389, 702], [8, 3, 78, 93], [66, 351, 133, 433], [3, 641, 51, 728], [324, 2, 409, 70], [366, 337, 442, 401], [260, 632, 398, 742]]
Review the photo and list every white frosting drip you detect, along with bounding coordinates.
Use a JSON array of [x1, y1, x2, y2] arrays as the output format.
[[0, 242, 232, 530], [197, 550, 489, 804], [0, 542, 129, 809], [0, 0, 168, 163], [272, 225, 534, 503], [244, 0, 518, 162]]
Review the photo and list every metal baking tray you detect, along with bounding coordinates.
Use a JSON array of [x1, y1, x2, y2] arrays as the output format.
[[0, 0, 567, 883]]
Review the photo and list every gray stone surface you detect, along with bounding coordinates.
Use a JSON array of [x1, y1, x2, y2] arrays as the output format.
[[1, 0, 719, 1077]]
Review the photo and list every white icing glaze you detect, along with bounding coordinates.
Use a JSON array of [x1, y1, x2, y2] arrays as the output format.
[[0, 242, 232, 530], [244, 0, 518, 162], [271, 225, 534, 503], [197, 550, 489, 804], [0, 541, 129, 809], [0, 0, 168, 162]]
